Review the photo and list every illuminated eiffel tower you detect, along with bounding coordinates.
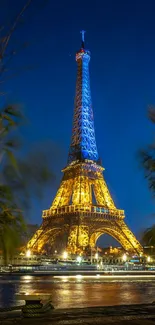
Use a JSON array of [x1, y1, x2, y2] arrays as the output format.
[[27, 31, 143, 255]]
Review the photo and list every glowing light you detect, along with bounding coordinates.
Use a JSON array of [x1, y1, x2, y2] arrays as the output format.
[[54, 273, 155, 279], [23, 276, 33, 280], [96, 274, 100, 277], [147, 256, 151, 262], [76, 274, 82, 279], [77, 256, 82, 263], [63, 251, 68, 259], [122, 254, 127, 262], [55, 250, 57, 253], [95, 253, 98, 259], [26, 250, 31, 258], [62, 276, 68, 282]]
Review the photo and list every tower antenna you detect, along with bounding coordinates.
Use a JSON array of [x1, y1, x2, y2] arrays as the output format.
[[80, 30, 86, 48]]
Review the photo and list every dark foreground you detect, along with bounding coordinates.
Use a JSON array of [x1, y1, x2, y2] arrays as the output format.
[[1, 303, 155, 324]]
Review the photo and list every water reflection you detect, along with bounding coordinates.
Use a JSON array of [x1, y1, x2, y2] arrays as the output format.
[[0, 275, 154, 308]]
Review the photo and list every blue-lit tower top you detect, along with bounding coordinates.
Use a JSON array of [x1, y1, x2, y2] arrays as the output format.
[[68, 31, 99, 164]]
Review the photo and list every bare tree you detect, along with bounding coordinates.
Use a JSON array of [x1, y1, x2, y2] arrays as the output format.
[[0, 1, 56, 263], [140, 107, 155, 196], [0, 0, 34, 87]]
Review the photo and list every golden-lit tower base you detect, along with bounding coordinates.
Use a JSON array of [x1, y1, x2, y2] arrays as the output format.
[[27, 160, 143, 255]]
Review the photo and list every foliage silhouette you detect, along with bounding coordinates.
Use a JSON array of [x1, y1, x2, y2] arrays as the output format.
[[0, 1, 55, 264]]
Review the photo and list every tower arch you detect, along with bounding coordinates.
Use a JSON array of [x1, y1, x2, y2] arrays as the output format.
[[27, 226, 68, 253], [89, 226, 140, 253]]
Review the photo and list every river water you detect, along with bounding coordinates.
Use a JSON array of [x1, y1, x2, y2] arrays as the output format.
[[0, 275, 155, 308]]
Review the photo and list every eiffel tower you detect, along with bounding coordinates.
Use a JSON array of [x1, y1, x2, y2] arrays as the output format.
[[27, 31, 143, 255]]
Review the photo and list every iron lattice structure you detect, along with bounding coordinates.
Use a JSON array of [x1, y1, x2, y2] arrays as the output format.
[[27, 32, 143, 255]]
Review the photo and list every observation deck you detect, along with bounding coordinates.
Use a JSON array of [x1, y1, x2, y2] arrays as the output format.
[[42, 205, 125, 220]]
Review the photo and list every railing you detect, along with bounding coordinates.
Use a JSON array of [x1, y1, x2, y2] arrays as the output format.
[[42, 205, 124, 219]]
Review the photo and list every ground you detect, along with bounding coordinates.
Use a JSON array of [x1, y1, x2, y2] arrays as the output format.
[[1, 303, 155, 324]]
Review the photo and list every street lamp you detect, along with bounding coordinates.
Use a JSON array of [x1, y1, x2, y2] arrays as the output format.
[[147, 256, 151, 262], [95, 253, 98, 259], [63, 251, 68, 259], [77, 256, 82, 263], [26, 249, 31, 258], [122, 254, 127, 262]]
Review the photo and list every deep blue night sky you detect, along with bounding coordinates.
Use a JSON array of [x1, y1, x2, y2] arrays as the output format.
[[1, 0, 155, 244]]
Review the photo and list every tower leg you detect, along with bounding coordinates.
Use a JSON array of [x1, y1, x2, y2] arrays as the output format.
[[89, 220, 143, 255]]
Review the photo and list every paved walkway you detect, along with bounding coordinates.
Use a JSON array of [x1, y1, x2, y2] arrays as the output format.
[[1, 303, 155, 324]]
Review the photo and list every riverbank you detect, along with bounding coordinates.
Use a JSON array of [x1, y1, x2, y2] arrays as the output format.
[[1, 303, 155, 324]]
